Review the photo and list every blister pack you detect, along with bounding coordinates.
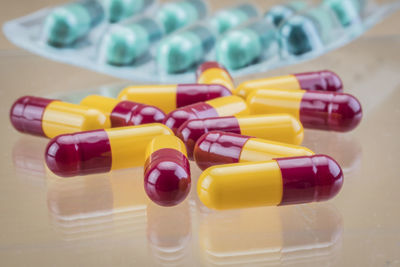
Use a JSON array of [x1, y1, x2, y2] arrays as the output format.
[[3, 0, 399, 82]]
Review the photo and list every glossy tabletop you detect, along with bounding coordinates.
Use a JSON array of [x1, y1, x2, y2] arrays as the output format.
[[1, 0, 400, 266]]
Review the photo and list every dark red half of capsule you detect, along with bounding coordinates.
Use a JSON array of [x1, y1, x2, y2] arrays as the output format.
[[276, 155, 344, 205], [110, 100, 166, 127], [176, 84, 231, 108], [163, 102, 219, 133], [144, 148, 191, 207], [10, 96, 56, 136], [176, 116, 241, 160], [45, 130, 112, 177], [294, 70, 343, 92], [194, 131, 250, 170], [299, 91, 362, 132], [196, 61, 232, 81]]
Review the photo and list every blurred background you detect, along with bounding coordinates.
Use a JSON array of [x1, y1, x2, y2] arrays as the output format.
[[0, 0, 400, 266]]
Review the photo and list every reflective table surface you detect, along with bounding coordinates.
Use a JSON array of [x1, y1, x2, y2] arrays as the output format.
[[1, 1, 400, 266]]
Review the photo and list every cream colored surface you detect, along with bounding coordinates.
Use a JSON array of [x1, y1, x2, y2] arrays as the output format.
[[1, 0, 400, 266]]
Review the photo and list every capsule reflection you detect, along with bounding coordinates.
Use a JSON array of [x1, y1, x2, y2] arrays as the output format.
[[199, 204, 342, 266], [47, 168, 148, 241]]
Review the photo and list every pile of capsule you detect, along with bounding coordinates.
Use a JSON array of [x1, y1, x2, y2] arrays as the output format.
[[10, 61, 362, 210]]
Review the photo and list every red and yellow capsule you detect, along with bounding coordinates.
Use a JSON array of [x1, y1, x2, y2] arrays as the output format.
[[80, 95, 166, 127], [10, 96, 110, 138], [235, 70, 343, 98], [196, 61, 235, 91], [247, 89, 362, 132], [144, 135, 191, 207], [194, 131, 314, 170], [118, 84, 231, 114], [163, 95, 250, 133], [177, 114, 304, 159], [45, 123, 173, 177], [197, 154, 344, 210]]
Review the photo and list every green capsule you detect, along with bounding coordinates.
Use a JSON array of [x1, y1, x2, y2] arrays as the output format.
[[157, 0, 207, 34], [264, 1, 307, 27], [216, 20, 278, 70], [102, 18, 163, 65], [279, 7, 341, 56], [322, 0, 364, 27], [102, 0, 153, 23], [44, 0, 104, 46], [157, 25, 215, 73], [211, 4, 258, 34]]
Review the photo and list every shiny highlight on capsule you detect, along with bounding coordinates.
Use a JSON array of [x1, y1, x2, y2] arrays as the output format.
[[194, 131, 314, 170], [80, 95, 165, 127], [196, 61, 235, 91], [247, 89, 362, 132], [118, 84, 231, 114], [45, 123, 173, 177], [163, 95, 250, 133], [197, 154, 344, 210], [144, 135, 191, 207], [235, 70, 343, 98], [177, 114, 304, 159], [10, 96, 110, 138]]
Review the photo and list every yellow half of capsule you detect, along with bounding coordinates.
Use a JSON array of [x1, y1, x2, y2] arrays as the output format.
[[80, 95, 119, 115], [235, 114, 304, 145], [239, 137, 314, 163], [118, 85, 177, 113], [42, 101, 111, 138], [235, 75, 301, 98], [145, 135, 187, 160], [106, 123, 174, 170], [246, 89, 305, 119], [198, 68, 235, 91], [197, 161, 283, 210], [207, 95, 250, 117]]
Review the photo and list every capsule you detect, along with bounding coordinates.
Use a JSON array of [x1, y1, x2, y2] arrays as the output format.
[[194, 131, 313, 170], [101, 17, 164, 65], [103, 0, 155, 23], [279, 6, 342, 56], [157, 24, 216, 73], [198, 154, 344, 210], [264, 1, 307, 27], [144, 135, 191, 207], [10, 96, 110, 138], [118, 84, 231, 114], [196, 61, 235, 92], [216, 19, 278, 70], [211, 3, 258, 34], [247, 89, 362, 132], [235, 70, 343, 98], [43, 0, 104, 46], [163, 95, 250, 133], [80, 95, 165, 127], [157, 0, 208, 34], [45, 123, 173, 177], [322, 0, 364, 27], [177, 114, 304, 159]]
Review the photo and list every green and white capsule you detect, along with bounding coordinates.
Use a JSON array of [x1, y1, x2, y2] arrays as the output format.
[[156, 0, 208, 34], [101, 17, 164, 65], [211, 4, 259, 34], [101, 0, 155, 23], [264, 1, 307, 27], [322, 0, 365, 27], [157, 23, 216, 73], [279, 6, 343, 56], [43, 0, 104, 46], [216, 19, 278, 70]]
